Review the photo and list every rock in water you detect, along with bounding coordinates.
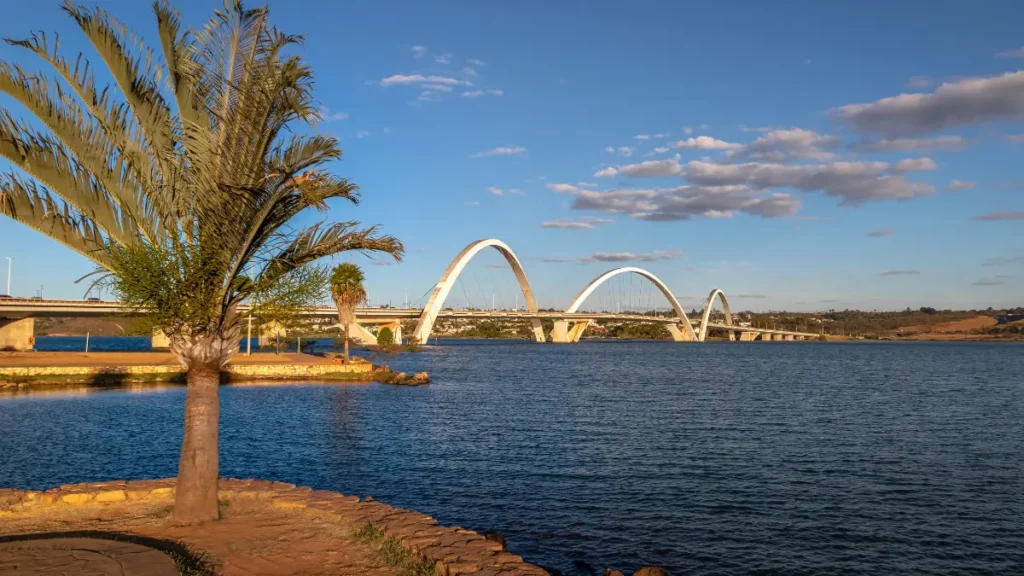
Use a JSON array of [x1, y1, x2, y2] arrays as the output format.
[[604, 570, 625, 576], [483, 530, 506, 551], [633, 567, 670, 576], [573, 559, 597, 574]]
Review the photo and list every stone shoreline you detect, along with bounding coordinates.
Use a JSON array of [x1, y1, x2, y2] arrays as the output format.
[[0, 351, 436, 389], [0, 478, 548, 575]]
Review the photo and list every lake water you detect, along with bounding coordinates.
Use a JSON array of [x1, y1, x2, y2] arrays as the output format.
[[2, 338, 1023, 575]]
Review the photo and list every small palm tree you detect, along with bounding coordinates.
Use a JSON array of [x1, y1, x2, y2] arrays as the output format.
[[329, 263, 366, 362], [0, 1, 401, 522]]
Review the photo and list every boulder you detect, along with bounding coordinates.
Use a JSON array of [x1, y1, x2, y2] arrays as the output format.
[[633, 567, 670, 576], [483, 530, 506, 551]]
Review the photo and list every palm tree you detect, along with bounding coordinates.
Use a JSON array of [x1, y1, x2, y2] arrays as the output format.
[[329, 263, 366, 362], [0, 1, 402, 523]]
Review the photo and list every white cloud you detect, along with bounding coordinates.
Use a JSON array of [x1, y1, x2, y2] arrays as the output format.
[[681, 127, 694, 134], [835, 71, 1024, 137], [580, 250, 682, 264], [594, 155, 684, 178], [633, 134, 651, 141], [684, 160, 934, 205], [906, 76, 932, 89], [891, 157, 937, 174], [539, 257, 575, 263], [602, 146, 635, 156], [996, 47, 1024, 58], [880, 269, 920, 276], [983, 256, 1024, 266], [464, 201, 480, 206], [857, 135, 971, 152], [487, 186, 504, 196], [467, 58, 487, 67], [949, 179, 976, 190], [673, 136, 741, 150], [1008, 134, 1024, 143], [462, 67, 477, 77], [508, 188, 525, 195], [973, 210, 1024, 221], [435, 53, 453, 64], [410, 45, 427, 58], [416, 91, 438, 102], [726, 128, 838, 162], [549, 182, 800, 221], [461, 89, 504, 98], [379, 74, 472, 87], [540, 216, 614, 229], [647, 146, 670, 156], [576, 182, 598, 188], [319, 106, 348, 121], [866, 228, 894, 237], [356, 130, 370, 138], [471, 146, 527, 158], [424, 84, 454, 93]]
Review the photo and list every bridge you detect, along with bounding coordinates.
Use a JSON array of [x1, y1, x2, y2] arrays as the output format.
[[0, 239, 819, 350]]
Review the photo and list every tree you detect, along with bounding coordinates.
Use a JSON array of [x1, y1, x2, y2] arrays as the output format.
[[0, 1, 402, 523], [329, 263, 366, 362], [376, 326, 395, 347]]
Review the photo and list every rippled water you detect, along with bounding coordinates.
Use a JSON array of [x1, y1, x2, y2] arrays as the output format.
[[3, 339, 1023, 574]]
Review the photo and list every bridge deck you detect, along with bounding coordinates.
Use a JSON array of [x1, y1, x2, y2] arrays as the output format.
[[0, 299, 819, 338]]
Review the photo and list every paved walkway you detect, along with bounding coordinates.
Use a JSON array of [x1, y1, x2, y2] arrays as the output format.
[[0, 351, 353, 368], [0, 537, 178, 575]]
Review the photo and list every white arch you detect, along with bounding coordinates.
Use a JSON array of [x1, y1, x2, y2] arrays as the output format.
[[698, 288, 734, 342], [412, 239, 544, 343], [553, 267, 697, 343]]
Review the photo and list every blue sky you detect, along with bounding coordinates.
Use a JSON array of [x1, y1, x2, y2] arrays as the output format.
[[1, 0, 1022, 311]]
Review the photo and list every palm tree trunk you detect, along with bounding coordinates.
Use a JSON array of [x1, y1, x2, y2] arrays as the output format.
[[170, 330, 237, 524], [173, 361, 221, 523], [344, 323, 350, 362]]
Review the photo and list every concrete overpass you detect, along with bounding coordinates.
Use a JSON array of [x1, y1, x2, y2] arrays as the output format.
[[0, 238, 820, 350]]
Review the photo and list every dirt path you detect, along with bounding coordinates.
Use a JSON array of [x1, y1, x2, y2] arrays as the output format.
[[1, 496, 399, 576]]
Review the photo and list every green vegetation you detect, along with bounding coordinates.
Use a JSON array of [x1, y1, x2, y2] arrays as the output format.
[[376, 326, 395, 347], [330, 263, 367, 361], [0, 1, 402, 522], [354, 523, 434, 576]]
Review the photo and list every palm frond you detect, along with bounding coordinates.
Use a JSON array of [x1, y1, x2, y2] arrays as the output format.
[[256, 222, 403, 292], [0, 173, 111, 267]]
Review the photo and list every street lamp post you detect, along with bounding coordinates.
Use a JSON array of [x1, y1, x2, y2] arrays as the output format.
[[5, 257, 11, 296]]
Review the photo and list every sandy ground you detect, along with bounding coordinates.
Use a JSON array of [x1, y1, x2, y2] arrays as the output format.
[[0, 497, 397, 576], [896, 315, 998, 334]]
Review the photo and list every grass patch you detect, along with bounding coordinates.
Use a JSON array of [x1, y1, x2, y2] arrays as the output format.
[[354, 523, 434, 576]]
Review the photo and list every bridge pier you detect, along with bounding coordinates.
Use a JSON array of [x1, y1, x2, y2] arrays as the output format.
[[152, 329, 170, 350], [347, 322, 378, 346], [0, 318, 34, 351], [550, 320, 570, 343], [667, 324, 694, 342], [375, 321, 403, 344], [739, 331, 756, 341], [259, 321, 287, 348], [567, 321, 591, 343], [783, 334, 794, 341]]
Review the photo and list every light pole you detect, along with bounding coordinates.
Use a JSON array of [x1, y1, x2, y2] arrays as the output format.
[[5, 257, 11, 296]]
